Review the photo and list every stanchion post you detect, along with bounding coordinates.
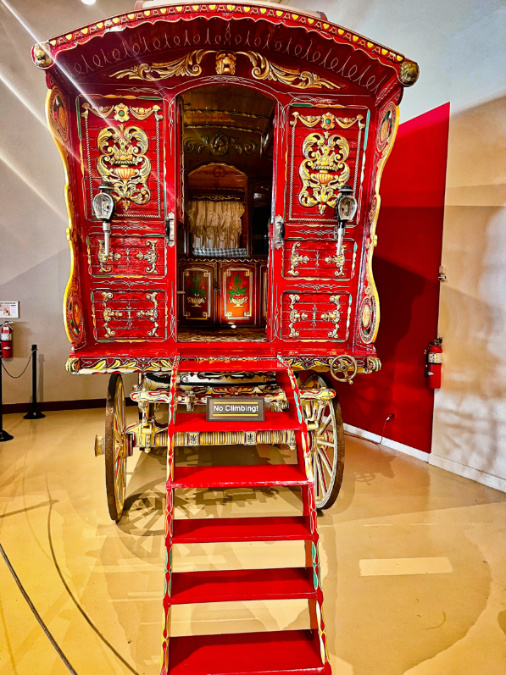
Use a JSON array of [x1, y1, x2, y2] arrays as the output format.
[[24, 345, 45, 420], [0, 353, 14, 442]]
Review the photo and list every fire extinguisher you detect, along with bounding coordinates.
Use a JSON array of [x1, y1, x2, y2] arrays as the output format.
[[1, 322, 13, 359], [424, 337, 443, 388]]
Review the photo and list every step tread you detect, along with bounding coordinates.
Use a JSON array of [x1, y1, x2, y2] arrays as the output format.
[[167, 629, 327, 675], [172, 515, 312, 543], [172, 410, 303, 433], [172, 464, 309, 489], [171, 568, 316, 605]]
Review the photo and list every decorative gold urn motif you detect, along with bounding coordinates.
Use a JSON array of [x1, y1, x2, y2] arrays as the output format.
[[298, 132, 350, 214], [97, 124, 151, 211]]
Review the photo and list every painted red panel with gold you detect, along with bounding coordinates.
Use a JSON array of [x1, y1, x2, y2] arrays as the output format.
[[220, 264, 256, 325], [79, 97, 165, 221], [86, 234, 166, 278], [91, 289, 167, 342], [180, 264, 213, 324], [282, 238, 357, 281], [281, 292, 352, 342], [286, 108, 368, 225]]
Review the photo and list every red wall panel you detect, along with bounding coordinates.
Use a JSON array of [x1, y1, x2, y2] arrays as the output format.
[[337, 103, 450, 453]]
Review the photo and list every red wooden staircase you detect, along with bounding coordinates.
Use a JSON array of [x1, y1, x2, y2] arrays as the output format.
[[161, 356, 332, 675]]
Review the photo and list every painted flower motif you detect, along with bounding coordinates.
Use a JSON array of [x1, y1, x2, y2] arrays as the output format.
[[113, 103, 130, 122], [321, 112, 336, 130]]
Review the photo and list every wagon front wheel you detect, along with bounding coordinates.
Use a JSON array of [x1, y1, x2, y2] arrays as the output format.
[[302, 374, 345, 510], [105, 373, 127, 521]]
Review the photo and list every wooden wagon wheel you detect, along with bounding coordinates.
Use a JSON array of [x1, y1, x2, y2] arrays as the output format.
[[105, 373, 127, 521], [302, 374, 345, 510]]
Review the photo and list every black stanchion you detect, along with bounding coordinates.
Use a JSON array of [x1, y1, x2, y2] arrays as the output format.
[[24, 345, 45, 420], [0, 353, 14, 442]]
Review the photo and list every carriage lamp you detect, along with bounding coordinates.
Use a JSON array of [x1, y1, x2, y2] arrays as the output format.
[[92, 182, 115, 257], [335, 184, 357, 257]]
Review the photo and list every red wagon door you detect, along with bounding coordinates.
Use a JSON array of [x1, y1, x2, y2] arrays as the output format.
[[77, 94, 178, 349], [271, 103, 371, 351]]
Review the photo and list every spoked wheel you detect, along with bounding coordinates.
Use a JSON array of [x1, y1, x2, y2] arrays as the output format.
[[105, 373, 127, 521], [302, 374, 345, 510]]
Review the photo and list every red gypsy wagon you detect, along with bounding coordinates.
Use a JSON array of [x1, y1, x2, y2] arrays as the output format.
[[33, 1, 418, 672]]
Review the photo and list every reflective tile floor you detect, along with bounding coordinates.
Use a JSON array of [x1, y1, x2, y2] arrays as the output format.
[[1, 408, 505, 674]]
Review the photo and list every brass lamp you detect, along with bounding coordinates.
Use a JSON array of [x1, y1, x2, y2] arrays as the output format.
[[335, 184, 357, 256], [92, 181, 115, 257]]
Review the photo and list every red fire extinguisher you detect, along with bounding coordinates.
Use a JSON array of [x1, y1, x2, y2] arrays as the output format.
[[1, 322, 13, 359], [425, 338, 443, 388]]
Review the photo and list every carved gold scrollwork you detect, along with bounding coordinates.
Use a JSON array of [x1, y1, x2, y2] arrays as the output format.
[[102, 292, 123, 337], [324, 244, 346, 277], [108, 50, 343, 90], [136, 240, 157, 274], [136, 292, 159, 337], [299, 132, 350, 214], [288, 242, 309, 276], [320, 295, 341, 338], [288, 294, 308, 338], [98, 241, 121, 273], [292, 112, 365, 130], [240, 52, 342, 90], [111, 50, 211, 80], [97, 124, 151, 211]]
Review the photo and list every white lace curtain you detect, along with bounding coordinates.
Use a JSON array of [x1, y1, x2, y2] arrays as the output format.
[[186, 200, 245, 250]]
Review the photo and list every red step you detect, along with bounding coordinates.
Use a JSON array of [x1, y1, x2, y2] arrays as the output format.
[[172, 464, 309, 489], [173, 516, 313, 544], [173, 411, 304, 433], [171, 568, 316, 605], [167, 629, 329, 675]]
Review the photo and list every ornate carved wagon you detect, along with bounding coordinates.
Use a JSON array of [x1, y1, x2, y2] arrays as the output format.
[[33, 1, 417, 672]]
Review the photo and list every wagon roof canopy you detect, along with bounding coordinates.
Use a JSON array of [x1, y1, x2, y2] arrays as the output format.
[[32, 1, 419, 95]]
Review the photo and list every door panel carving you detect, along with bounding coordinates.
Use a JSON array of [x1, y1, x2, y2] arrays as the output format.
[[281, 292, 352, 342], [282, 239, 357, 281]]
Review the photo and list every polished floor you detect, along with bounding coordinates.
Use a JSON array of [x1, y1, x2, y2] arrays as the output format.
[[1, 408, 505, 674]]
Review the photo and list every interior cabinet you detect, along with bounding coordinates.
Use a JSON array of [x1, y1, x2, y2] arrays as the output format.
[[179, 259, 265, 328]]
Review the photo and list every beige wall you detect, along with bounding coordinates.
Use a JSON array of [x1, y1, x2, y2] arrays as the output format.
[[0, 0, 137, 405], [1, 1, 505, 489]]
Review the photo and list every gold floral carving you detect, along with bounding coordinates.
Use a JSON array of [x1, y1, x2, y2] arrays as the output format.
[[324, 245, 346, 276], [288, 242, 309, 276], [110, 50, 210, 81], [82, 103, 161, 122], [321, 296, 341, 339], [102, 292, 123, 337], [298, 132, 350, 214], [292, 112, 365, 130], [109, 50, 343, 90], [136, 292, 159, 337], [97, 124, 151, 211], [288, 295, 308, 338], [136, 240, 158, 274], [240, 52, 342, 90], [98, 241, 121, 273]]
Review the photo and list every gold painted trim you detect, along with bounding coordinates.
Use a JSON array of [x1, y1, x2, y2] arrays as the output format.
[[46, 88, 78, 347], [366, 103, 400, 344]]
